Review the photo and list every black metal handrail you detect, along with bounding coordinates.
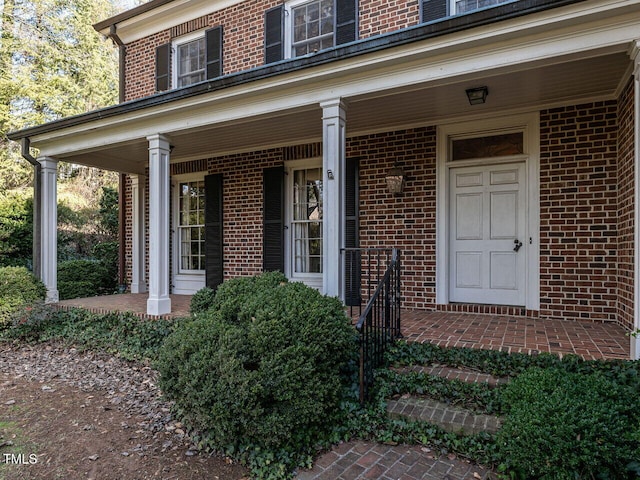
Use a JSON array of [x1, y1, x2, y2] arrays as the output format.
[[353, 248, 401, 404]]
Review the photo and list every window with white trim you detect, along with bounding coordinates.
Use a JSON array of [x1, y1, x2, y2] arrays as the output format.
[[287, 0, 335, 58], [291, 167, 323, 275], [173, 33, 206, 88], [177, 180, 205, 272]]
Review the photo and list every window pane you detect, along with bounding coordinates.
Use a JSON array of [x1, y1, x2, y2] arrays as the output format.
[[291, 0, 334, 58], [178, 181, 205, 271], [177, 37, 205, 87], [451, 132, 524, 161], [292, 167, 323, 274]]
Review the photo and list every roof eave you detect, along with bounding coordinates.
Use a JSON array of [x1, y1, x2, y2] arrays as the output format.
[[12, 0, 587, 142]]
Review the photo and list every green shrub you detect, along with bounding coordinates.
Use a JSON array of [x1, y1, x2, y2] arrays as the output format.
[[156, 274, 357, 478], [0, 266, 46, 325], [57, 259, 114, 299], [92, 241, 119, 290], [496, 367, 640, 479], [189, 287, 216, 315]]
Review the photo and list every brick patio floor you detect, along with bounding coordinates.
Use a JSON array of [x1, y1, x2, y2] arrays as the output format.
[[401, 310, 631, 360], [57, 293, 192, 319]]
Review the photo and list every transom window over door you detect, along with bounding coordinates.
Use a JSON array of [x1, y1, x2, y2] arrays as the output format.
[[292, 167, 323, 275], [177, 37, 205, 87], [453, 0, 514, 14], [178, 180, 205, 272], [292, 0, 334, 57]]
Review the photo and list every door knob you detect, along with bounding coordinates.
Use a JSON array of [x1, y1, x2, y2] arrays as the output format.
[[513, 239, 523, 252]]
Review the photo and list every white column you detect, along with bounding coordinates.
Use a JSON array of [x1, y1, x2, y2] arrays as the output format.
[[321, 99, 347, 300], [146, 135, 171, 315], [130, 174, 147, 294], [631, 42, 640, 360], [39, 157, 59, 303]]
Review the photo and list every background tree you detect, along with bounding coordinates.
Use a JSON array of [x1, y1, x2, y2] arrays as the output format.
[[0, 0, 128, 294]]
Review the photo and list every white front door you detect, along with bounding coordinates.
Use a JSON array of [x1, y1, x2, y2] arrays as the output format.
[[449, 162, 526, 306]]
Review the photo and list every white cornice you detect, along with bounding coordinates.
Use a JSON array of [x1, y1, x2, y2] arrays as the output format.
[[100, 0, 246, 44]]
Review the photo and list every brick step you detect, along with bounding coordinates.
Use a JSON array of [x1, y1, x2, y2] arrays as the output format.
[[391, 364, 509, 387], [387, 396, 503, 435]]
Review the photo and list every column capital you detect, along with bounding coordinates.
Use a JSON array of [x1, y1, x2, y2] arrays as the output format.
[[38, 157, 58, 169], [320, 99, 347, 119], [146, 134, 171, 150]]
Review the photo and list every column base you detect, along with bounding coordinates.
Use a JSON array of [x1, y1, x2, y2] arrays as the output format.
[[147, 296, 171, 316], [631, 334, 640, 361], [131, 282, 148, 294], [45, 290, 59, 304]]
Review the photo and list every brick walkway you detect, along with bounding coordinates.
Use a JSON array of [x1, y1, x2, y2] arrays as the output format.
[[295, 441, 496, 480]]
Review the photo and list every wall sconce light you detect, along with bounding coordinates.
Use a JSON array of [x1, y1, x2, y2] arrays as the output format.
[[385, 164, 405, 194], [465, 86, 488, 105]]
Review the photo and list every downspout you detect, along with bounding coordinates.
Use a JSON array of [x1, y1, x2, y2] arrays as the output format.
[[20, 138, 41, 279], [108, 24, 128, 290]]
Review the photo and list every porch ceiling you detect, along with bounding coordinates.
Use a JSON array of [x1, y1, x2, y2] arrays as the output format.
[[53, 50, 630, 172]]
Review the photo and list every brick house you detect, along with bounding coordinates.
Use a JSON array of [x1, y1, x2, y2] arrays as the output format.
[[8, 0, 640, 357]]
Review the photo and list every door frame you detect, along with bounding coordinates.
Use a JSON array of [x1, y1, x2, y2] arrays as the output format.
[[171, 172, 207, 295], [435, 112, 540, 310]]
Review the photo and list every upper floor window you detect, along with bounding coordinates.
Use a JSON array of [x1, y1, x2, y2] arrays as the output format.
[[176, 35, 206, 87], [421, 0, 516, 23], [264, 0, 356, 64], [155, 26, 223, 92], [290, 0, 335, 57]]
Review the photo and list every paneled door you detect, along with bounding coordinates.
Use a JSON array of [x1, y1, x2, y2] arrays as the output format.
[[449, 162, 526, 306]]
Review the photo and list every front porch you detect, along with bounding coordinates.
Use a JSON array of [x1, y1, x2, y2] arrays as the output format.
[[56, 294, 631, 360]]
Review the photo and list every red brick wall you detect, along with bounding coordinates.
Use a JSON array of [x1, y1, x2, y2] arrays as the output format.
[[616, 79, 635, 331], [123, 0, 421, 101], [207, 149, 283, 279], [348, 127, 437, 310], [539, 101, 619, 322], [359, 0, 420, 39]]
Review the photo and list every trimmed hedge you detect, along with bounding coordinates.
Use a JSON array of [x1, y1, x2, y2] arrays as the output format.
[[57, 259, 114, 300], [0, 266, 46, 325], [157, 273, 358, 478]]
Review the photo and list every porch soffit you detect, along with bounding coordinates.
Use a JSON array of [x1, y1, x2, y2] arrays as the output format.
[[12, 1, 640, 172]]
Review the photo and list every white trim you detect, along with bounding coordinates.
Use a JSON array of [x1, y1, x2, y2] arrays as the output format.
[[171, 172, 207, 295], [130, 174, 147, 293], [284, 158, 324, 290], [436, 111, 540, 309], [630, 40, 640, 359]]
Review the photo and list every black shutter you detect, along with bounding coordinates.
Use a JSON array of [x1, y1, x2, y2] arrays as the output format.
[[421, 0, 447, 23], [264, 5, 284, 64], [205, 174, 224, 289], [155, 43, 170, 92], [263, 166, 284, 272], [335, 0, 357, 45], [344, 158, 360, 306], [205, 26, 223, 79]]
